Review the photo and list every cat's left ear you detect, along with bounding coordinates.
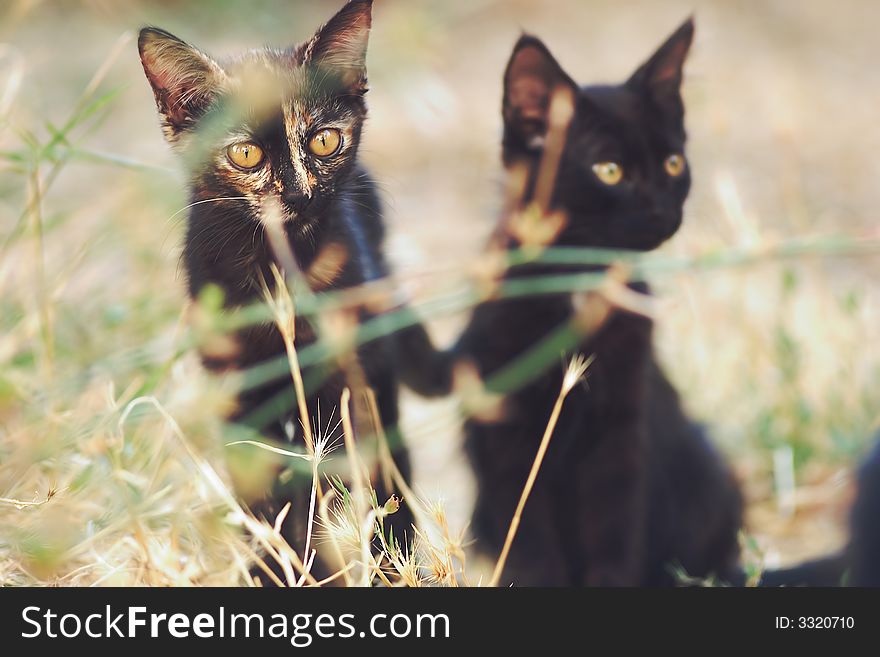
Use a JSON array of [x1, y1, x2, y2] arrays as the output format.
[[502, 35, 578, 156], [305, 0, 372, 95], [628, 17, 694, 114]]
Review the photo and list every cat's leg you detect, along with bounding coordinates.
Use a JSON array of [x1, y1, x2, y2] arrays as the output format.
[[361, 340, 417, 548], [231, 386, 334, 586], [392, 321, 455, 397], [687, 450, 743, 584], [465, 419, 571, 586], [573, 311, 653, 587], [646, 373, 744, 585], [572, 428, 647, 586]]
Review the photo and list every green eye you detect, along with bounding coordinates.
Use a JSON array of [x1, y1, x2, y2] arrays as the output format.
[[592, 161, 623, 186], [226, 142, 265, 169], [664, 153, 686, 177]]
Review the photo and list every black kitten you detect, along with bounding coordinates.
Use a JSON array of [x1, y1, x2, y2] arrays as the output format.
[[447, 20, 744, 586], [138, 0, 434, 578]]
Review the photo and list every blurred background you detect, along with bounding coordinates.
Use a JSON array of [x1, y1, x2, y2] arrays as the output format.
[[1, 0, 879, 585]]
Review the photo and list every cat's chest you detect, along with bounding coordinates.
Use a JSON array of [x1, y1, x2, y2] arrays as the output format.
[[468, 291, 653, 446], [214, 318, 317, 371], [467, 293, 635, 376], [466, 295, 572, 374]]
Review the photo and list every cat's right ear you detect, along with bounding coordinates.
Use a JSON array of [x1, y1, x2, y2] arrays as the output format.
[[138, 28, 226, 141], [305, 0, 372, 95], [627, 18, 694, 117], [502, 35, 577, 155]]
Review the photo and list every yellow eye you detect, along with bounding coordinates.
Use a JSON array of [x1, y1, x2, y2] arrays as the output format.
[[592, 161, 623, 186], [308, 128, 342, 157], [664, 153, 686, 177], [226, 142, 264, 169]]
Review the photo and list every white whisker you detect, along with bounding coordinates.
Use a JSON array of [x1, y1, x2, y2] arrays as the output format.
[[164, 196, 250, 226]]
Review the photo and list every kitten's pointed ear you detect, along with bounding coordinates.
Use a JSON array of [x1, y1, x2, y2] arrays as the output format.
[[628, 17, 694, 113], [305, 0, 372, 94], [503, 35, 577, 156], [138, 27, 225, 140]]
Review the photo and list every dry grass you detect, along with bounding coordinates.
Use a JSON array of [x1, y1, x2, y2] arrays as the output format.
[[2, 0, 880, 586]]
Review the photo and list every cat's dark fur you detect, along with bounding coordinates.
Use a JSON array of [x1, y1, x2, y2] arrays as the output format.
[[138, 0, 436, 578], [442, 20, 744, 586], [849, 437, 880, 585]]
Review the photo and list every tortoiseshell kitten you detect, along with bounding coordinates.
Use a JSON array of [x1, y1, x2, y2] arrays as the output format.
[[138, 0, 435, 579], [446, 20, 744, 586]]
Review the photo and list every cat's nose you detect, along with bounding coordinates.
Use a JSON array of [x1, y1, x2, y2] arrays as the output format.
[[282, 192, 312, 215]]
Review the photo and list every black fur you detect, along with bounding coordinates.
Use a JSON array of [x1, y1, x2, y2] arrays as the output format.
[[850, 438, 880, 585], [443, 20, 744, 586]]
